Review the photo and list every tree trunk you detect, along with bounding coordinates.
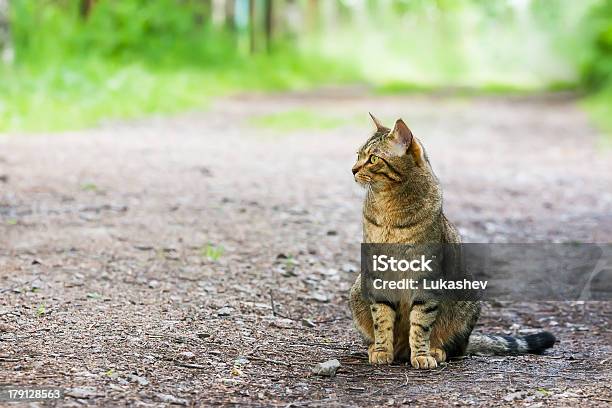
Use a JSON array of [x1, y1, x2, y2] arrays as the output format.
[[225, 0, 235, 31], [194, 0, 212, 26], [249, 0, 256, 53], [264, 0, 273, 52], [307, 0, 318, 32], [0, 0, 13, 64], [202, 0, 212, 24], [79, 0, 96, 19], [211, 0, 225, 26]]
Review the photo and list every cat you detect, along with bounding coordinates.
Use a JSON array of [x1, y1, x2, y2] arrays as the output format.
[[349, 113, 555, 369]]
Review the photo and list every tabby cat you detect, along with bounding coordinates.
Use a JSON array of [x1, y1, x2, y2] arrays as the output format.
[[349, 114, 555, 369]]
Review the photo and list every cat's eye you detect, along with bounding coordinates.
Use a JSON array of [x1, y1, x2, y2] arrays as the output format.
[[370, 155, 379, 164]]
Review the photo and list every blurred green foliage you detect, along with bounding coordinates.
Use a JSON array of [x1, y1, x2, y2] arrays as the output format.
[[581, 0, 612, 90], [0, 0, 358, 132], [579, 0, 612, 134], [0, 0, 610, 133], [11, 0, 234, 66], [250, 109, 348, 132], [0, 55, 357, 132]]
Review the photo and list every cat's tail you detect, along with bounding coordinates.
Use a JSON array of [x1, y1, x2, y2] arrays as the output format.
[[466, 332, 556, 356]]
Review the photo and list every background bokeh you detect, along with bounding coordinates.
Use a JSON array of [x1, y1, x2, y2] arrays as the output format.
[[0, 0, 610, 133]]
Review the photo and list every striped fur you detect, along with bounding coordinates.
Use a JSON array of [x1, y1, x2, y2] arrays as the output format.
[[349, 115, 556, 369], [467, 332, 556, 356]]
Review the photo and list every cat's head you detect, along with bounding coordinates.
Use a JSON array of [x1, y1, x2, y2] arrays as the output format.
[[352, 113, 428, 188]]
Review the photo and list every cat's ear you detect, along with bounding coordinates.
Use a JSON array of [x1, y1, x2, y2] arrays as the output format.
[[390, 119, 425, 166], [389, 119, 413, 153], [369, 112, 388, 132]]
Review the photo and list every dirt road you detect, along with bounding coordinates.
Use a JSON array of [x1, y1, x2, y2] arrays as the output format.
[[1, 92, 611, 406]]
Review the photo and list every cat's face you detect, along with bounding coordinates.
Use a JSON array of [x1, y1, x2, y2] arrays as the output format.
[[352, 114, 422, 188]]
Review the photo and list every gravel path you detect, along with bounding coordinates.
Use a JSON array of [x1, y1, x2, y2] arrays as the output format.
[[1, 92, 611, 406]]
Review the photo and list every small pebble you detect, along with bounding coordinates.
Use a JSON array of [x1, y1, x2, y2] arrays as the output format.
[[179, 351, 195, 359], [312, 359, 341, 377], [217, 306, 233, 316]]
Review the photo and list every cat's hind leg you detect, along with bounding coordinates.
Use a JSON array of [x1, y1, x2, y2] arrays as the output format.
[[349, 276, 375, 343]]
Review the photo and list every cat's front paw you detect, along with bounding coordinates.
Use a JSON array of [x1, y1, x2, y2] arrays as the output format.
[[368, 344, 394, 365], [369, 350, 394, 364], [410, 353, 437, 369]]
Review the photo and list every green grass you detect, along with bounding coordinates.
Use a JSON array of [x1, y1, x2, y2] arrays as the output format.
[[81, 182, 99, 192], [374, 81, 438, 95], [250, 109, 349, 132], [36, 302, 46, 317], [202, 244, 224, 261], [0, 63, 212, 132], [375, 80, 580, 96], [583, 88, 612, 142], [0, 53, 360, 133]]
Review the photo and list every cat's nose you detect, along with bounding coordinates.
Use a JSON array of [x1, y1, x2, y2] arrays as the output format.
[[352, 165, 360, 175]]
